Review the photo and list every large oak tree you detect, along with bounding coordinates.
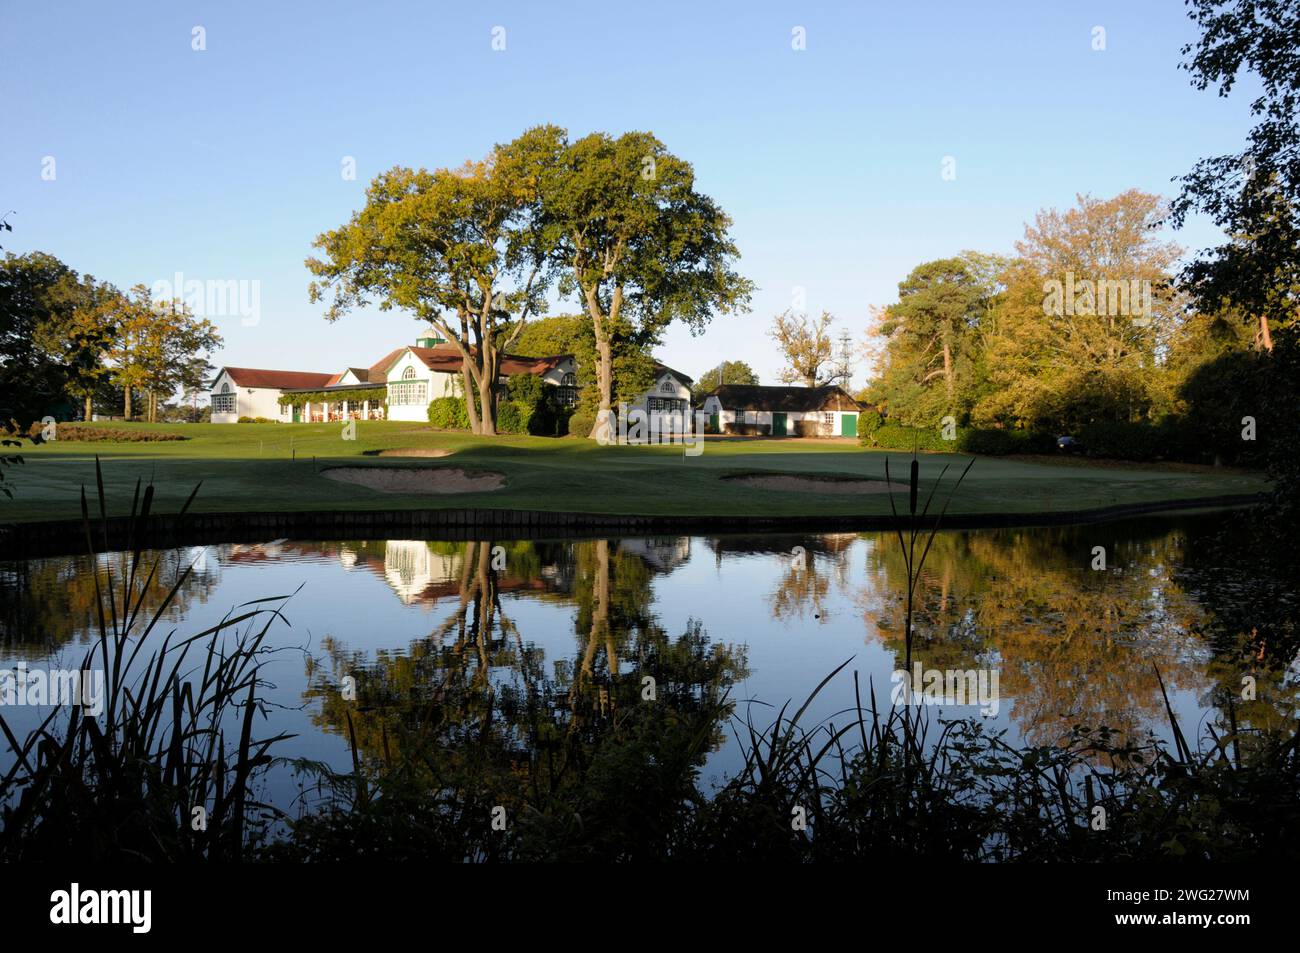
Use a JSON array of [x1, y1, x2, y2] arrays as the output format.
[[308, 127, 564, 434], [541, 130, 752, 436]]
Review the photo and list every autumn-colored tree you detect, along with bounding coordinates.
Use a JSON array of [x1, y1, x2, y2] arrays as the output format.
[[104, 286, 153, 420], [138, 297, 220, 423], [103, 285, 220, 421], [973, 191, 1183, 430], [768, 309, 836, 386]]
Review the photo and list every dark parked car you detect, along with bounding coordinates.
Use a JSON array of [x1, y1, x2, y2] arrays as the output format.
[[1056, 435, 1084, 454]]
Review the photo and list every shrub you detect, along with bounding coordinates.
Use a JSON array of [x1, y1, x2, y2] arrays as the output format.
[[957, 428, 1055, 456], [29, 424, 190, 443], [857, 410, 884, 438], [724, 421, 770, 436], [1076, 420, 1201, 462], [496, 401, 528, 435], [526, 403, 574, 436], [861, 422, 1060, 456], [861, 423, 949, 452], [568, 410, 595, 439], [236, 416, 275, 424], [427, 397, 471, 430]]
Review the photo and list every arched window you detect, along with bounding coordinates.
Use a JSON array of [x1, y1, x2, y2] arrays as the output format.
[[402, 366, 416, 380], [557, 372, 578, 407], [659, 380, 674, 393], [213, 380, 236, 414]]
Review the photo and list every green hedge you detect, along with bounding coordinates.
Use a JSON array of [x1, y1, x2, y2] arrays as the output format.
[[427, 395, 571, 435], [860, 423, 1054, 455], [568, 410, 595, 439], [36, 425, 190, 443], [859, 417, 1226, 463], [959, 428, 1056, 455], [859, 423, 950, 452], [1076, 420, 1203, 463], [427, 397, 471, 430]]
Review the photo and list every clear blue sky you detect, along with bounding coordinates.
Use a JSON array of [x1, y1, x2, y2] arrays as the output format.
[[1, 0, 1259, 390]]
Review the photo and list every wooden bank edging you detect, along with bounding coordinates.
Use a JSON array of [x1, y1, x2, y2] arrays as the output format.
[[0, 493, 1266, 559]]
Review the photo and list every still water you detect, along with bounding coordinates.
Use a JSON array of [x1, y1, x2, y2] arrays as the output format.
[[1, 513, 1291, 810]]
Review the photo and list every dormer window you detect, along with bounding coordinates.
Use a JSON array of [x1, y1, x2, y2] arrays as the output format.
[[659, 380, 674, 393], [402, 366, 416, 380]]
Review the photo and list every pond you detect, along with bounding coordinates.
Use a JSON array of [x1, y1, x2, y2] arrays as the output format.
[[1, 512, 1294, 815]]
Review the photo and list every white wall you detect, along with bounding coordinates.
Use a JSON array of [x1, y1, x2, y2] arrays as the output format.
[[699, 396, 858, 436], [627, 372, 691, 415], [384, 351, 437, 422], [537, 356, 576, 386], [211, 370, 288, 423]]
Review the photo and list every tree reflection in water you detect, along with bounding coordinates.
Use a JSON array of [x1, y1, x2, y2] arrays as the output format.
[[299, 537, 748, 859]]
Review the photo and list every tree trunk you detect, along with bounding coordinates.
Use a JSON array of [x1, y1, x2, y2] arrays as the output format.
[[84, 396, 92, 422], [1260, 313, 1274, 352], [584, 282, 620, 438], [943, 334, 954, 402], [477, 373, 497, 436], [595, 338, 614, 429], [124, 385, 132, 420], [459, 366, 481, 434]]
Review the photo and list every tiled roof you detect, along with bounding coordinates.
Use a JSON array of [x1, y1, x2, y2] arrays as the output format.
[[221, 346, 573, 394], [223, 367, 336, 389], [408, 346, 571, 377], [653, 362, 693, 385], [366, 348, 407, 383], [702, 384, 866, 413]]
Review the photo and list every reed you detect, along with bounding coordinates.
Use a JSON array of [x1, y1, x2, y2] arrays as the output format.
[[0, 457, 294, 860]]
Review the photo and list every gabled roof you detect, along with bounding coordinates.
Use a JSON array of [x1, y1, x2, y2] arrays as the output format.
[[653, 362, 693, 386], [702, 384, 865, 413], [221, 367, 336, 390], [367, 348, 408, 382]]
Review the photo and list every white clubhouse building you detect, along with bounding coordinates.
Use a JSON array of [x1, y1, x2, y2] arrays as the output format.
[[210, 330, 690, 425]]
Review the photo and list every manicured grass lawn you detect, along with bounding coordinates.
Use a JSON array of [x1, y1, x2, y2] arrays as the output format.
[[1, 421, 1269, 524]]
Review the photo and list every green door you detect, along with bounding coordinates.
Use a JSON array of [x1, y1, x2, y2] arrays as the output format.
[[772, 412, 787, 437], [840, 413, 858, 437], [709, 413, 719, 433], [292, 404, 301, 423]]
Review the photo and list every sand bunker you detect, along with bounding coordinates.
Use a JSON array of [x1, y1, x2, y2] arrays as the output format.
[[366, 447, 452, 458], [728, 474, 894, 495], [323, 466, 504, 494]]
